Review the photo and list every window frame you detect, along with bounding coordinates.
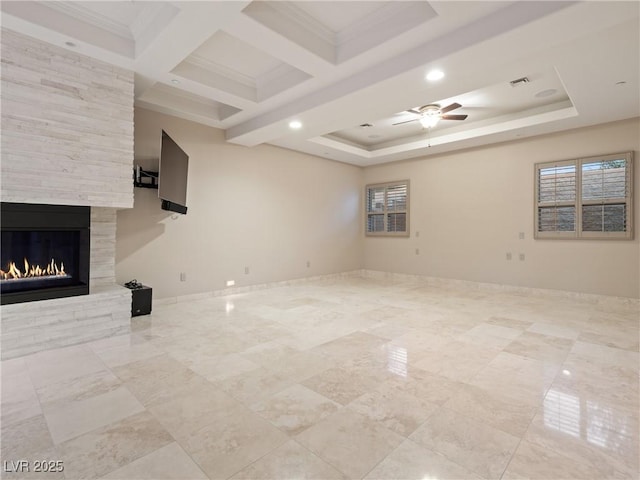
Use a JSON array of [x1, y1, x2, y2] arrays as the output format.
[[365, 180, 410, 237], [534, 152, 633, 240]]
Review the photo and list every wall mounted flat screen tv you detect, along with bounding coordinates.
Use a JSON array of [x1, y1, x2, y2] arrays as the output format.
[[158, 130, 189, 215]]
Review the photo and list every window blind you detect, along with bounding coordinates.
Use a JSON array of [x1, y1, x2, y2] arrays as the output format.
[[581, 158, 629, 233], [535, 152, 633, 239], [537, 164, 576, 233], [366, 181, 409, 236]]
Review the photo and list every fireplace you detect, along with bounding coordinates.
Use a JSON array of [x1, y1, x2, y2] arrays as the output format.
[[1, 203, 90, 305]]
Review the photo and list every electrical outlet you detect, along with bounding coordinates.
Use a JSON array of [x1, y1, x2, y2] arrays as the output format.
[[519, 232, 525, 240], [244, 267, 250, 275], [415, 231, 420, 238], [415, 248, 420, 255], [226, 280, 235, 287], [306, 260, 311, 268], [506, 252, 512, 260], [180, 272, 186, 282], [519, 253, 525, 261]]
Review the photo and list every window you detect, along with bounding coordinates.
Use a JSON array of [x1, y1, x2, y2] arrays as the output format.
[[366, 180, 409, 236], [535, 152, 633, 239]]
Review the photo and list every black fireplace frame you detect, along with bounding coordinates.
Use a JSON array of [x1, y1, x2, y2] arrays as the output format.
[[1, 202, 90, 305]]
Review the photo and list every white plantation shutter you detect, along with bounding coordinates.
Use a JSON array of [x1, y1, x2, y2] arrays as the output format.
[[537, 163, 576, 234], [535, 152, 633, 239], [581, 156, 630, 235], [386, 184, 407, 210], [366, 186, 385, 233], [366, 181, 409, 236]]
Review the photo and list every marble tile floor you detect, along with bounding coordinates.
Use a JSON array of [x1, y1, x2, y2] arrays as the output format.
[[1, 277, 638, 479]]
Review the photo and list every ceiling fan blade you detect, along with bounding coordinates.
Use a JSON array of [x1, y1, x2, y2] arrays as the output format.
[[440, 102, 462, 114], [406, 108, 422, 115], [392, 118, 419, 126], [441, 114, 468, 121]]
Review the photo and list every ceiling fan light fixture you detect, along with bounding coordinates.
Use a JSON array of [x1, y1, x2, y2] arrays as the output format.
[[419, 113, 440, 129]]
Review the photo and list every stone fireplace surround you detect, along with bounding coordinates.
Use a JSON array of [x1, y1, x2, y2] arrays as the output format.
[[1, 29, 134, 359], [1, 208, 132, 360]]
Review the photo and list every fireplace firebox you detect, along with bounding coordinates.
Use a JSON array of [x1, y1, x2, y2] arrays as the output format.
[[1, 203, 90, 305]]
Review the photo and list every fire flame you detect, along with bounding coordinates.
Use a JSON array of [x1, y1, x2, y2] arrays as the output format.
[[0, 258, 66, 280]]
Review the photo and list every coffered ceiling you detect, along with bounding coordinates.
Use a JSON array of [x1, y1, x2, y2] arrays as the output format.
[[2, 1, 639, 166]]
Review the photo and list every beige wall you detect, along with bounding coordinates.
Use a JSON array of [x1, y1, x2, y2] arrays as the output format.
[[116, 108, 363, 299], [363, 118, 640, 298], [118, 110, 639, 300]]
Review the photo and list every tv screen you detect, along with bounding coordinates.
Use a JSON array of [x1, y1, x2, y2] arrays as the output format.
[[158, 130, 189, 214]]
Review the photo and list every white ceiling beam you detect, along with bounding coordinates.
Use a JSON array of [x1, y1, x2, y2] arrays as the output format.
[[133, 1, 252, 107], [224, 1, 575, 147], [223, 13, 334, 78]]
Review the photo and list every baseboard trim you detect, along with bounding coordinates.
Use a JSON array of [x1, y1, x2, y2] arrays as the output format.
[[152, 268, 638, 313], [360, 269, 639, 312], [152, 270, 364, 307]]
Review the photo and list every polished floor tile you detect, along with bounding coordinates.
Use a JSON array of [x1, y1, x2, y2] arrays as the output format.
[[35, 368, 122, 409], [410, 406, 520, 479], [23, 344, 110, 390], [217, 366, 297, 404], [100, 442, 208, 479], [296, 408, 404, 479], [526, 321, 579, 340], [364, 438, 481, 479], [230, 440, 347, 480], [413, 340, 501, 381], [57, 411, 173, 479], [43, 385, 145, 444], [1, 277, 638, 479], [503, 331, 574, 364], [178, 404, 289, 479], [524, 406, 638, 478], [469, 351, 559, 406], [1, 368, 41, 427], [1, 414, 55, 461], [347, 383, 438, 436], [442, 383, 538, 437], [250, 383, 341, 435], [89, 336, 164, 368], [302, 365, 381, 405], [148, 383, 239, 441], [502, 440, 606, 479]]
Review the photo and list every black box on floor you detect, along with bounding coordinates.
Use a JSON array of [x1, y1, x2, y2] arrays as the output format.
[[130, 285, 152, 317]]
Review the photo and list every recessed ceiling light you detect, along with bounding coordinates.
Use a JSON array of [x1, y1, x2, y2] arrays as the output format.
[[65, 41, 76, 48], [535, 88, 557, 98], [616, 81, 627, 86], [360, 123, 373, 128], [289, 120, 302, 130], [170, 79, 180, 85], [426, 69, 445, 82]]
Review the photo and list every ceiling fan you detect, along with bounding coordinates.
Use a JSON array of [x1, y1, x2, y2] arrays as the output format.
[[393, 102, 467, 128]]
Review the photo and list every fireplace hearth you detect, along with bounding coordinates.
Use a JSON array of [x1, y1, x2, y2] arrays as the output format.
[[1, 203, 90, 305]]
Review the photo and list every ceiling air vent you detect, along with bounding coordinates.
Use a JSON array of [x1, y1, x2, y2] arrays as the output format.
[[510, 77, 530, 87]]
